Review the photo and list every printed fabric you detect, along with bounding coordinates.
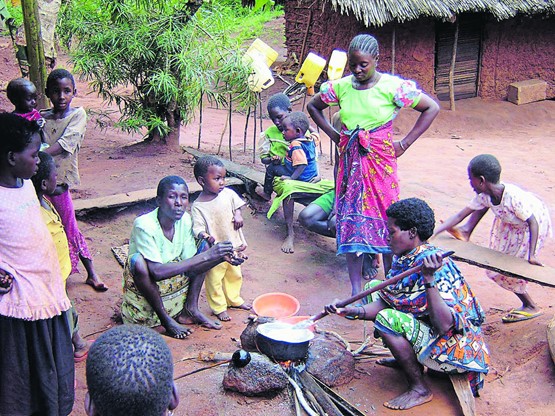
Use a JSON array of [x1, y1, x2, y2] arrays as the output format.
[[319, 74, 421, 255], [375, 244, 490, 395]]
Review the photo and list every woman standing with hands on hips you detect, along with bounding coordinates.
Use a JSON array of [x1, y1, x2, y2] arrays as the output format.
[[308, 34, 439, 296]]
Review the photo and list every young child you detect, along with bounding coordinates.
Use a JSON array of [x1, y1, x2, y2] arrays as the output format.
[[6, 77, 45, 127], [40, 68, 108, 292], [435, 154, 552, 323], [0, 113, 74, 415], [32, 151, 91, 362], [257, 111, 318, 201], [256, 93, 292, 200], [191, 156, 250, 322]]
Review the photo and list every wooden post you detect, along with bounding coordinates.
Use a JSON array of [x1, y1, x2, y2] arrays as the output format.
[[449, 373, 476, 416], [252, 98, 257, 163], [197, 93, 203, 149], [228, 93, 233, 161], [391, 24, 396, 75], [21, 0, 47, 109], [449, 18, 459, 111], [243, 106, 251, 152]]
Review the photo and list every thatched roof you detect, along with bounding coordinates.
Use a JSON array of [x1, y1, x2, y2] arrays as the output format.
[[329, 0, 555, 27]]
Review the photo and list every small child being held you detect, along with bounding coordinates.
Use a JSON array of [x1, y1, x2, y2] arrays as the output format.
[[434, 154, 552, 323], [191, 156, 251, 322], [6, 77, 46, 127], [258, 111, 318, 201], [31, 151, 91, 362]]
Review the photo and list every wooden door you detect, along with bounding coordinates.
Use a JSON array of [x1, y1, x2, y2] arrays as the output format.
[[435, 14, 482, 101]]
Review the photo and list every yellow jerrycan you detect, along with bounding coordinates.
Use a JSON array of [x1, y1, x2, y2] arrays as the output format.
[[327, 49, 348, 81], [295, 52, 326, 88], [245, 38, 279, 68]]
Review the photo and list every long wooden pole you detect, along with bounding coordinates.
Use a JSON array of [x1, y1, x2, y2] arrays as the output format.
[[449, 18, 459, 111], [21, 0, 47, 109], [308, 251, 454, 324]]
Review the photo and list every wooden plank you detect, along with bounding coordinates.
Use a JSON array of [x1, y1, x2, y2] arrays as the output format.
[[184, 146, 265, 186], [432, 234, 555, 288], [74, 177, 243, 214], [548, 315, 555, 365], [449, 373, 476, 416]]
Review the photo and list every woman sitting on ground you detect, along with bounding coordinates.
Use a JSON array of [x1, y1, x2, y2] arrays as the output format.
[[325, 198, 490, 410]]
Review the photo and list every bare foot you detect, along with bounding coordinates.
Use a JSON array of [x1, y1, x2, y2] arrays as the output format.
[[281, 235, 295, 254], [383, 388, 433, 410], [163, 319, 192, 340], [230, 302, 252, 310], [85, 275, 109, 292], [178, 308, 222, 330], [255, 185, 272, 201], [216, 311, 231, 321]]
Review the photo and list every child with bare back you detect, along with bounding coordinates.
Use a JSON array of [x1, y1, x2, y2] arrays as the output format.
[[191, 156, 251, 322], [40, 68, 107, 292], [434, 154, 552, 323], [32, 151, 91, 362]]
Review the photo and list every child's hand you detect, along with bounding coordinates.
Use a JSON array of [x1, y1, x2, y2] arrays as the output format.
[[233, 211, 244, 230], [200, 233, 215, 246], [280, 175, 291, 181], [271, 155, 282, 164], [528, 255, 544, 267], [0, 269, 14, 295]]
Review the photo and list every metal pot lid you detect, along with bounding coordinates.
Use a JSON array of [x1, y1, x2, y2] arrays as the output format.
[[256, 322, 314, 343]]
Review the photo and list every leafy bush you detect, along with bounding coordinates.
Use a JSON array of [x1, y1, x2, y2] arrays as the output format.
[[58, 0, 282, 145]]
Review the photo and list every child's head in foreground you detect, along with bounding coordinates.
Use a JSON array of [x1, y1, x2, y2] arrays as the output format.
[[267, 93, 292, 131], [193, 155, 226, 194], [31, 151, 57, 196], [45, 69, 77, 111], [468, 154, 501, 193], [7, 78, 38, 114], [0, 112, 41, 179], [281, 111, 310, 142], [85, 325, 178, 416]]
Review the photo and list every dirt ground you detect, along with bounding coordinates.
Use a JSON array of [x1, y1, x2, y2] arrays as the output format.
[[1, 19, 555, 415]]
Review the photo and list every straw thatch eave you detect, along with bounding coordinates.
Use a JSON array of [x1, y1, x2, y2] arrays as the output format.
[[328, 0, 555, 27]]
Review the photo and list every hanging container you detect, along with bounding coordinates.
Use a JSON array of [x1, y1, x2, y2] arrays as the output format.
[[245, 58, 275, 92], [327, 49, 348, 81], [245, 38, 279, 68], [295, 52, 326, 88]]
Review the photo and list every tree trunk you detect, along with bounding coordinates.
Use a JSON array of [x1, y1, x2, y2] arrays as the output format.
[[166, 109, 182, 148], [21, 0, 47, 108]]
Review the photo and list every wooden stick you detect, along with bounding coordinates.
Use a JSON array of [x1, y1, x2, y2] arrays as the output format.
[[243, 106, 251, 152], [228, 93, 233, 161], [197, 93, 203, 149], [309, 251, 454, 323], [298, 371, 342, 416]]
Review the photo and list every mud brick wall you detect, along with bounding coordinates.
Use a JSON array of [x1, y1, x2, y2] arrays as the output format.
[[283, 0, 554, 100], [480, 16, 555, 100]]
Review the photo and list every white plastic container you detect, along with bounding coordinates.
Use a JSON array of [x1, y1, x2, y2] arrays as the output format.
[[246, 58, 275, 92], [327, 49, 348, 81], [295, 52, 326, 88]]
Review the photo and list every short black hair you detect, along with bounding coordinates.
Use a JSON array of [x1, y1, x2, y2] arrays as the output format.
[[348, 34, 379, 58], [31, 152, 55, 193], [156, 175, 187, 198], [468, 154, 501, 184], [386, 198, 435, 241], [86, 325, 174, 416], [284, 111, 309, 135], [46, 68, 76, 91], [0, 112, 41, 156], [6, 78, 36, 105], [266, 93, 291, 113], [193, 155, 224, 179]]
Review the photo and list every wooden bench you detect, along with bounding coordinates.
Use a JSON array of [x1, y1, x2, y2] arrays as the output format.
[[73, 177, 243, 215], [432, 234, 555, 288], [183, 146, 326, 208]]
